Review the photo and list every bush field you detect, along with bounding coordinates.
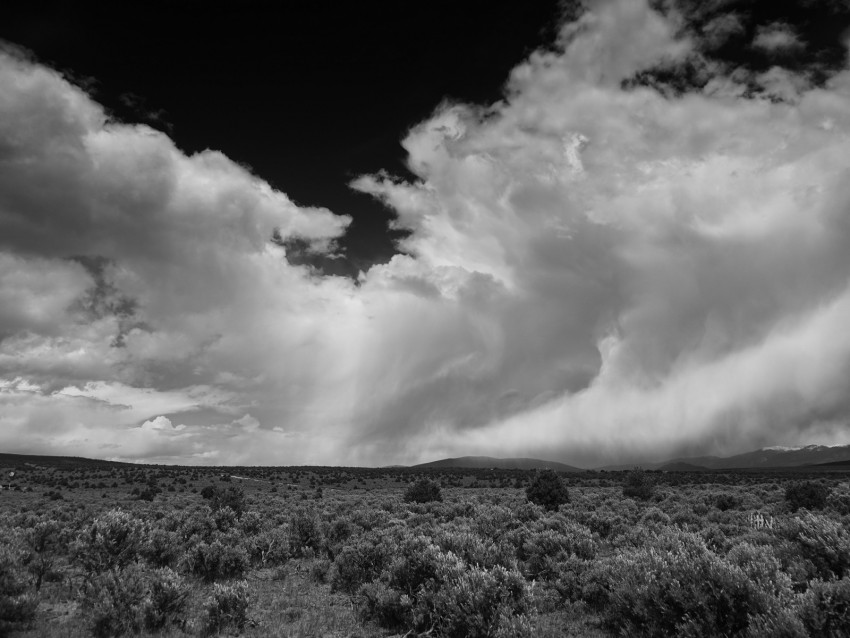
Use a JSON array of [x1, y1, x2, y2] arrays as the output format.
[[1, 458, 849, 637]]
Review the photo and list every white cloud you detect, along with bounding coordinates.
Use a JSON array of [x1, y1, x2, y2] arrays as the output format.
[[3, 1, 850, 466], [753, 23, 804, 53]]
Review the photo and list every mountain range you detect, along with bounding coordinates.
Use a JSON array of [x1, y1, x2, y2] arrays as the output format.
[[3, 444, 850, 472], [412, 456, 582, 472], [415, 445, 850, 472]]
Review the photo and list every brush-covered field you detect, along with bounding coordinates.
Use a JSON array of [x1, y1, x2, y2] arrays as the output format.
[[1, 458, 850, 637]]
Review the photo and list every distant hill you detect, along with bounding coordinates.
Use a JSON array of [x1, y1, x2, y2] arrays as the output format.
[[696, 445, 850, 470], [413, 456, 583, 472], [0, 452, 136, 470], [657, 461, 710, 472], [599, 445, 850, 472]]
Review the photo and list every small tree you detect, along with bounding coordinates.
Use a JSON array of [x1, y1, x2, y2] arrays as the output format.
[[785, 481, 831, 512], [200, 485, 246, 517], [622, 468, 655, 501], [525, 470, 569, 511], [404, 478, 443, 504]]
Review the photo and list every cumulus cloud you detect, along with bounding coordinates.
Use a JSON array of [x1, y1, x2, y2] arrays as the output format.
[[2, 0, 850, 466], [753, 23, 804, 53]]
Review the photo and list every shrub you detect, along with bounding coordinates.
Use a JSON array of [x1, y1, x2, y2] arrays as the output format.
[[213, 486, 247, 517], [584, 529, 780, 637], [22, 518, 67, 591], [289, 512, 323, 557], [404, 478, 443, 504], [429, 563, 532, 638], [140, 528, 181, 568], [137, 487, 157, 502], [142, 567, 189, 632], [80, 566, 147, 638], [622, 468, 655, 501], [199, 485, 246, 516], [182, 539, 249, 582], [331, 536, 392, 594], [525, 470, 569, 512], [0, 536, 37, 633], [786, 481, 831, 512], [358, 537, 532, 637], [782, 512, 850, 581], [437, 529, 517, 571], [76, 509, 144, 574], [520, 524, 596, 579], [201, 580, 250, 637], [247, 527, 290, 567], [798, 577, 850, 637], [715, 493, 744, 511]]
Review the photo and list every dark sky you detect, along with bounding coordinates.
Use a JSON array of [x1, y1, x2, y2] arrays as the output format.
[[3, 0, 567, 275]]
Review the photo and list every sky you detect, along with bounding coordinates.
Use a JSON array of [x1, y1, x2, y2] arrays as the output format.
[[2, 0, 850, 467]]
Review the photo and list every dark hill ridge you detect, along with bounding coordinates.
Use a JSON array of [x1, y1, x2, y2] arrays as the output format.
[[599, 444, 850, 471], [0, 452, 136, 470], [657, 462, 710, 472], [669, 445, 850, 470], [413, 456, 584, 472]]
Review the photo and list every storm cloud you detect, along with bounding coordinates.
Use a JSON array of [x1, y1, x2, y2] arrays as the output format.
[[2, 0, 850, 466]]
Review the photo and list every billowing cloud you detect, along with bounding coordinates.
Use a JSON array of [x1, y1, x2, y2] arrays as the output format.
[[753, 23, 804, 53], [3, 0, 850, 467]]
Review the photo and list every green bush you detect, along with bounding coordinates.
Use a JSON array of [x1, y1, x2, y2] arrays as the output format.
[[143, 567, 189, 632], [140, 527, 181, 568], [404, 478, 443, 504], [22, 517, 67, 591], [714, 493, 744, 511], [519, 523, 596, 579], [0, 536, 37, 634], [525, 470, 569, 511], [80, 566, 147, 638], [429, 563, 532, 638], [201, 580, 250, 637], [289, 512, 323, 557], [247, 527, 290, 566], [782, 512, 850, 581], [357, 534, 532, 637], [798, 577, 850, 637], [331, 536, 392, 594], [76, 509, 144, 574], [584, 529, 780, 637], [785, 481, 831, 512], [182, 538, 249, 582], [622, 468, 655, 501]]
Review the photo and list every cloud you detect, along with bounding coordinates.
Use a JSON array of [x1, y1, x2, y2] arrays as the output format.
[[753, 23, 804, 53], [3, 1, 850, 466]]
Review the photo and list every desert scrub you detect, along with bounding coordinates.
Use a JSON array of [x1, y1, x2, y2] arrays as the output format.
[[404, 477, 443, 504], [518, 523, 596, 579], [798, 577, 850, 637], [181, 537, 249, 582], [201, 580, 250, 636], [785, 481, 831, 512], [330, 533, 393, 594], [80, 565, 147, 637], [140, 527, 182, 568], [0, 532, 37, 634], [288, 510, 323, 557], [781, 512, 850, 581], [622, 468, 656, 501], [143, 567, 190, 632], [357, 534, 532, 637], [74, 508, 145, 574], [584, 529, 785, 637], [525, 470, 569, 511]]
